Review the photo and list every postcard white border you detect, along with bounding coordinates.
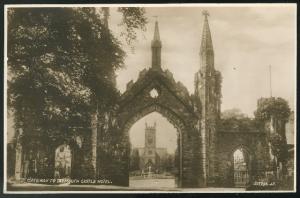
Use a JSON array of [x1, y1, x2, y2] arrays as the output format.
[[3, 3, 297, 194]]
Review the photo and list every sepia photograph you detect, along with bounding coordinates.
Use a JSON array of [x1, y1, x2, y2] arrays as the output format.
[[4, 3, 296, 193]]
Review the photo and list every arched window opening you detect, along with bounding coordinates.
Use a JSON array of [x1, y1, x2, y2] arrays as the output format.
[[54, 144, 72, 179], [233, 148, 250, 187]]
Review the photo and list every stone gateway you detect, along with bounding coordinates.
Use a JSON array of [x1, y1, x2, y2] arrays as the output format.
[[12, 11, 287, 189]]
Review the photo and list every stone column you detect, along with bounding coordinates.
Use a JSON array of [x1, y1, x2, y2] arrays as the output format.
[[15, 135, 23, 181], [200, 119, 207, 187], [91, 112, 98, 177]]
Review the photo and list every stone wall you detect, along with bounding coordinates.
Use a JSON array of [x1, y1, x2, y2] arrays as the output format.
[[216, 131, 269, 187], [12, 127, 93, 182]]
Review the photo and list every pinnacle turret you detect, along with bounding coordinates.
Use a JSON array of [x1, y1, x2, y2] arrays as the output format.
[[151, 21, 162, 70], [152, 21, 161, 44], [200, 10, 214, 70]]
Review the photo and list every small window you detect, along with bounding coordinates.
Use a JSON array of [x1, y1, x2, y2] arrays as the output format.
[[150, 88, 159, 98]]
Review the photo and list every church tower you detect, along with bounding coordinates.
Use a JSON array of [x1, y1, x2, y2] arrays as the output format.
[[194, 11, 222, 185], [144, 122, 157, 170]]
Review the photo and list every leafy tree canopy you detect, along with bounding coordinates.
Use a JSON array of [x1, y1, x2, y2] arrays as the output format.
[[269, 133, 288, 163], [117, 7, 147, 45], [219, 116, 259, 132], [254, 97, 291, 122], [221, 108, 247, 120], [7, 7, 147, 140], [219, 109, 259, 132]]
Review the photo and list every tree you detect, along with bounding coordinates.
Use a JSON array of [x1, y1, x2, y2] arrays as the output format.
[[8, 7, 147, 140], [254, 97, 291, 123], [7, 7, 147, 180], [116, 7, 147, 45], [254, 97, 291, 180], [219, 109, 258, 132], [130, 149, 140, 171], [269, 133, 288, 163], [221, 108, 247, 120], [164, 154, 175, 173]]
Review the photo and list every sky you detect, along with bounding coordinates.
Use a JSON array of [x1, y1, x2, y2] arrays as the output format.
[[6, 5, 296, 148], [110, 5, 296, 117], [109, 5, 296, 150]]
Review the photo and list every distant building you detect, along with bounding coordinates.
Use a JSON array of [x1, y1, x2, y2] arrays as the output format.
[[131, 122, 168, 173]]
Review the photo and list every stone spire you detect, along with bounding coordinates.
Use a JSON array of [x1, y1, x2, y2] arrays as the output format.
[[151, 20, 162, 70], [200, 10, 214, 71]]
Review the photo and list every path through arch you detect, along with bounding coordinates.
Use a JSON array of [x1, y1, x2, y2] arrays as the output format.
[[128, 112, 181, 189]]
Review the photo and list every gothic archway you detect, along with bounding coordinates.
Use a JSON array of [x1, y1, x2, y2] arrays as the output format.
[[123, 104, 185, 187], [116, 68, 203, 187], [54, 144, 72, 179], [230, 146, 252, 187], [51, 134, 86, 181]]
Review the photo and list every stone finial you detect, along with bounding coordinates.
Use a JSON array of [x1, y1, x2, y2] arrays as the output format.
[[202, 10, 210, 17]]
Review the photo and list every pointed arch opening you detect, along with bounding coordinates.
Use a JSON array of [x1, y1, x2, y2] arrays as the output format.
[[232, 147, 251, 187], [121, 104, 186, 188], [54, 144, 72, 180], [128, 112, 180, 188]]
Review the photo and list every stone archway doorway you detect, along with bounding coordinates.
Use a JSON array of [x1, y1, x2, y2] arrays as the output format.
[[125, 109, 184, 188], [232, 147, 251, 187], [116, 68, 203, 188], [54, 144, 72, 179]]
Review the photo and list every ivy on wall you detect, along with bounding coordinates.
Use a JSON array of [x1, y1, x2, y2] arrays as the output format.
[[254, 97, 291, 123]]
